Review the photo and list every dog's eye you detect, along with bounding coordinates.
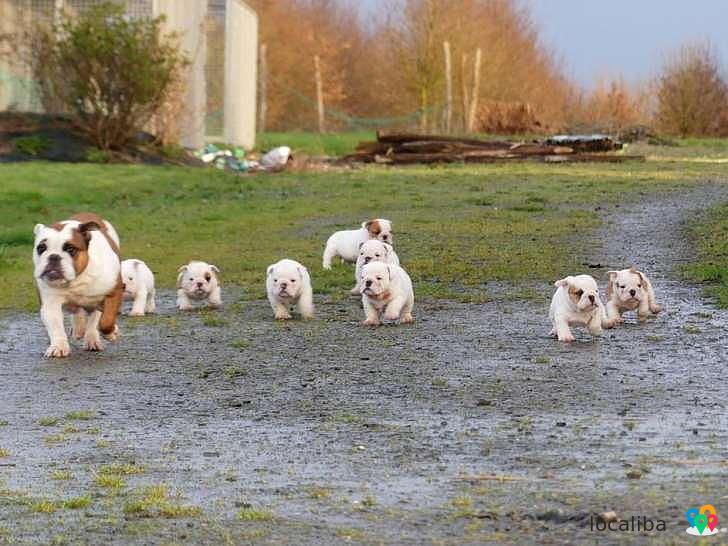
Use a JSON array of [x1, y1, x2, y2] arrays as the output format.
[[62, 243, 77, 256], [273, 278, 278, 282], [189, 277, 194, 281], [619, 285, 625, 289], [36, 243, 47, 255], [128, 277, 133, 281], [204, 273, 211, 282], [576, 289, 583, 297], [637, 284, 642, 288], [290, 279, 296, 283], [375, 253, 380, 257], [376, 276, 382, 281]]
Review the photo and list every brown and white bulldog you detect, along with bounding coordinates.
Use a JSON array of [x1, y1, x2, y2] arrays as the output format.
[[322, 218, 393, 269], [32, 213, 123, 358], [606, 267, 663, 324]]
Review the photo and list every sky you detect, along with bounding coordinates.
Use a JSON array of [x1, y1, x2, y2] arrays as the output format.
[[358, 0, 728, 89]]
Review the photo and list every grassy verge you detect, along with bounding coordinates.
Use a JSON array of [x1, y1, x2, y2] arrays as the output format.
[[685, 202, 728, 307], [256, 131, 373, 156], [1, 159, 727, 310]]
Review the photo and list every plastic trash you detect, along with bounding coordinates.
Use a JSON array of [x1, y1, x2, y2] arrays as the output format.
[[260, 146, 292, 170]]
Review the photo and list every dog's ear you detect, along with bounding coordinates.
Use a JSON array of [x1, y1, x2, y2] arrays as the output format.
[[632, 268, 647, 286], [386, 265, 392, 281], [176, 265, 187, 288], [297, 266, 308, 280], [209, 265, 220, 274], [267, 265, 274, 276], [33, 223, 46, 237], [358, 241, 365, 250], [133, 259, 141, 269], [554, 276, 572, 288], [363, 220, 372, 229], [78, 221, 101, 244]]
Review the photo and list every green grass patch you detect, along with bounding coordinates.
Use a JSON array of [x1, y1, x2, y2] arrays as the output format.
[[98, 463, 145, 476], [64, 410, 96, 421], [0, 448, 9, 458], [30, 499, 57, 513], [256, 131, 372, 156], [123, 484, 201, 518], [50, 470, 73, 481], [62, 496, 92, 510], [2, 160, 728, 310], [38, 417, 60, 427], [94, 474, 125, 490], [684, 202, 728, 307], [13, 135, 50, 156], [237, 505, 275, 521]]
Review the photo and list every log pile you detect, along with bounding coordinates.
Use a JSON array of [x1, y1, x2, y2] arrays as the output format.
[[342, 132, 643, 165]]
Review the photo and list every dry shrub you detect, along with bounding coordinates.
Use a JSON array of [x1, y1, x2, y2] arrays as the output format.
[[26, 2, 188, 150], [475, 101, 543, 134], [569, 78, 651, 136], [655, 43, 728, 137]]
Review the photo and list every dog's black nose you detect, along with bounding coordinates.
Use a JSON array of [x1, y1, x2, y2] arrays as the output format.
[[122, 283, 126, 290], [48, 254, 61, 262], [630, 289, 636, 296], [365, 280, 373, 287], [364, 257, 371, 263], [280, 282, 287, 289], [196, 282, 203, 288], [588, 294, 595, 303]]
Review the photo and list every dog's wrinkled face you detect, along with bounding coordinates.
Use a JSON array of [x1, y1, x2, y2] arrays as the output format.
[[361, 262, 392, 297], [555, 275, 600, 311], [364, 219, 393, 244], [359, 240, 392, 266], [178, 261, 219, 299], [609, 268, 644, 303], [33, 221, 95, 287], [121, 260, 140, 299], [268, 262, 304, 299]]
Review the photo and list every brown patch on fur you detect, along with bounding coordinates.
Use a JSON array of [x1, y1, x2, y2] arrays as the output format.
[[367, 290, 392, 302], [99, 274, 123, 336], [567, 285, 582, 305], [365, 219, 381, 238], [51, 213, 120, 256], [67, 227, 91, 275]]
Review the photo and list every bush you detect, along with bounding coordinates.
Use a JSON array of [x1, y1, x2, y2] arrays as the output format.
[[655, 43, 728, 137], [28, 3, 188, 150]]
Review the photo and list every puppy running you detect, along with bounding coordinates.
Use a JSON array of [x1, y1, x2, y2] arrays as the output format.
[[606, 267, 663, 323], [323, 218, 393, 269], [32, 212, 122, 357], [351, 240, 400, 295], [360, 262, 414, 326], [121, 259, 156, 316], [266, 259, 314, 320], [177, 261, 222, 310], [549, 274, 614, 342]]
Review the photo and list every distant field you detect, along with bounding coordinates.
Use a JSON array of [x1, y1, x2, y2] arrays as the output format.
[[2, 156, 728, 311], [256, 131, 374, 156]]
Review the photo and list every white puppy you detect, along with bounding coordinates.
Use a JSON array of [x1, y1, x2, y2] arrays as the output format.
[[176, 261, 222, 310], [360, 262, 414, 326], [266, 259, 314, 320], [121, 259, 156, 316], [606, 267, 663, 323], [32, 212, 122, 358], [549, 274, 614, 342], [351, 240, 400, 295], [323, 218, 393, 269]]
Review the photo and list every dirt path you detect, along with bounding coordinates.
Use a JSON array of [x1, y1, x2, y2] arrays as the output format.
[[1, 184, 727, 545]]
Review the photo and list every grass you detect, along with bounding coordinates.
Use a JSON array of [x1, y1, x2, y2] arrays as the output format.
[[2, 156, 728, 310], [38, 417, 60, 427], [62, 496, 92, 510], [685, 202, 728, 307], [64, 410, 96, 421], [236, 506, 275, 521], [0, 449, 9, 458], [256, 131, 373, 156], [123, 484, 202, 518]]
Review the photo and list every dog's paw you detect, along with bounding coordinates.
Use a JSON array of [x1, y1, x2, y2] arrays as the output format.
[[401, 313, 414, 324], [323, 264, 332, 270], [102, 325, 119, 342], [83, 337, 105, 352], [128, 310, 145, 317], [650, 303, 663, 314], [71, 327, 85, 340], [177, 304, 194, 312], [362, 318, 380, 326], [44, 340, 71, 358], [558, 333, 575, 343], [274, 312, 292, 320]]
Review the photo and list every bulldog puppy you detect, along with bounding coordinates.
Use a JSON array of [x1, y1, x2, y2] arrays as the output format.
[[176, 261, 222, 310], [121, 259, 156, 316], [266, 259, 315, 320], [549, 274, 614, 342], [32, 212, 122, 358], [606, 267, 663, 323], [323, 218, 393, 269], [351, 240, 400, 295], [360, 262, 414, 326]]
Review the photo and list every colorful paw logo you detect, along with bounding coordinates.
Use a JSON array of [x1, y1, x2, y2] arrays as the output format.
[[686, 504, 719, 536]]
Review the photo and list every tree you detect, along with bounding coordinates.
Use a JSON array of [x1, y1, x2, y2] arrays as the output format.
[[656, 43, 728, 137]]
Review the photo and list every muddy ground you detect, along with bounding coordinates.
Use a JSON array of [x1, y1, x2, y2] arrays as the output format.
[[1, 184, 727, 545]]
